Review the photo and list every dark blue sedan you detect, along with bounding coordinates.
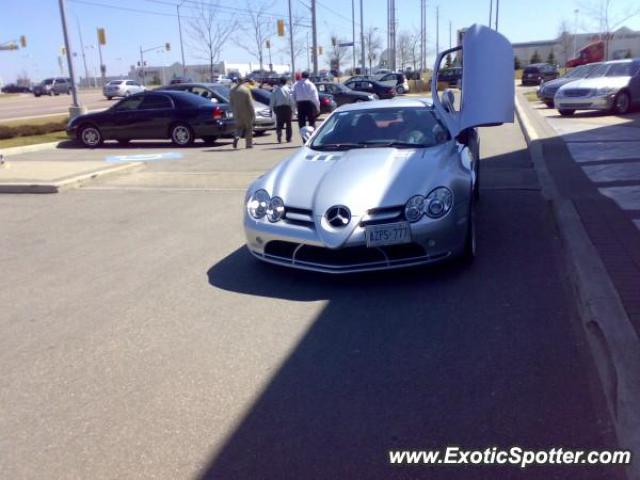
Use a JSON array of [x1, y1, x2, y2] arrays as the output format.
[[66, 90, 235, 147]]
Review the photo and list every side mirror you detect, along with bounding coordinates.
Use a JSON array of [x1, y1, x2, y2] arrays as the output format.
[[441, 89, 455, 112], [300, 126, 315, 142]]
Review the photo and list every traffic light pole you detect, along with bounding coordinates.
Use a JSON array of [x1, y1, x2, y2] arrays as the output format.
[[311, 0, 318, 75], [287, 0, 295, 79], [97, 42, 106, 87], [58, 0, 84, 118]]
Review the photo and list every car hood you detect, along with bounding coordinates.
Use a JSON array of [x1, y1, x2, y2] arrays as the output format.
[[541, 77, 582, 90], [68, 110, 109, 127], [251, 143, 455, 247], [557, 76, 631, 91]]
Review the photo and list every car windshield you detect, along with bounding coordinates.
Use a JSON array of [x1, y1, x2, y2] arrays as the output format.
[[43, 79, 54, 85], [565, 65, 589, 78], [211, 85, 231, 101], [310, 107, 450, 150], [605, 62, 635, 77], [587, 63, 609, 77]]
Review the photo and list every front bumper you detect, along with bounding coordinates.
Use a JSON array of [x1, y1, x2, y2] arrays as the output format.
[[244, 207, 468, 273], [554, 94, 615, 111]]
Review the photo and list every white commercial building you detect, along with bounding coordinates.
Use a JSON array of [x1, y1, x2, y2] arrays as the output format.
[[513, 27, 640, 66]]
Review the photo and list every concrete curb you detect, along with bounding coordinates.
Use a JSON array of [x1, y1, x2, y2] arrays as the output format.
[[0, 141, 61, 156], [0, 162, 142, 194], [515, 94, 640, 480]]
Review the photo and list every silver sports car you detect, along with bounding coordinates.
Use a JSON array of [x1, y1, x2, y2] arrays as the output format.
[[243, 25, 514, 273]]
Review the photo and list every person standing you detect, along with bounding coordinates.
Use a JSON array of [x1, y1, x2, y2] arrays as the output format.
[[270, 77, 295, 143], [229, 78, 256, 149], [292, 71, 320, 132]]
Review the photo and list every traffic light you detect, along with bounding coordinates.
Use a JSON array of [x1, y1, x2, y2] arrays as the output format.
[[165, 42, 171, 51], [61, 46, 66, 56], [318, 46, 323, 55], [20, 35, 27, 48], [97, 28, 106, 46], [265, 39, 271, 49], [331, 37, 336, 47], [277, 19, 285, 37]]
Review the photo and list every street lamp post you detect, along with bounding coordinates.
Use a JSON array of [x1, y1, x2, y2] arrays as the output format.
[[573, 9, 579, 57], [177, 0, 187, 77], [57, 0, 84, 118]]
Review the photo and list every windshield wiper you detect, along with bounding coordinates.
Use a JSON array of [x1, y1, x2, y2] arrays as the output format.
[[310, 143, 366, 151], [357, 141, 428, 149]]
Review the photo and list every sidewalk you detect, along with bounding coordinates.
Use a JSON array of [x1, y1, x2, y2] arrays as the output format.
[[515, 92, 640, 479], [0, 155, 140, 193]]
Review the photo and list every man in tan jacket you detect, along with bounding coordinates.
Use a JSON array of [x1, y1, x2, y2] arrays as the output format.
[[229, 78, 256, 149]]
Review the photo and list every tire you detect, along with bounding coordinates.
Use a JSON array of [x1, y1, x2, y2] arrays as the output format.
[[34, 93, 40, 98], [170, 123, 194, 146], [544, 101, 554, 108], [254, 130, 267, 137], [613, 91, 631, 115], [79, 124, 103, 148], [107, 96, 113, 100], [396, 85, 405, 94], [559, 109, 575, 116], [124, 91, 131, 97], [202, 136, 218, 144], [460, 200, 476, 265]]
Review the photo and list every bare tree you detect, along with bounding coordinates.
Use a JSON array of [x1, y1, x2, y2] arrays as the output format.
[[557, 20, 574, 65], [397, 31, 413, 71], [234, 0, 276, 72], [326, 34, 351, 74], [579, 0, 640, 59], [188, 1, 238, 81], [364, 27, 382, 73]]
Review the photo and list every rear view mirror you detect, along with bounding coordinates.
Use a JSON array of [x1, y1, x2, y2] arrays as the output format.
[[300, 126, 315, 142]]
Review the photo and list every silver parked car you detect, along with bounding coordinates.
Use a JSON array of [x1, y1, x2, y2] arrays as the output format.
[[33, 77, 71, 97], [554, 59, 640, 115], [103, 79, 145, 100], [242, 25, 514, 273]]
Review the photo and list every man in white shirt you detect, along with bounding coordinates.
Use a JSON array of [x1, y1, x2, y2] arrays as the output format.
[[269, 77, 295, 143], [292, 71, 320, 131]]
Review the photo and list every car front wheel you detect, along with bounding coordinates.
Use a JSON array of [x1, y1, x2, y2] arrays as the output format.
[[613, 91, 631, 115], [170, 123, 194, 146], [79, 125, 103, 148], [396, 85, 405, 94]]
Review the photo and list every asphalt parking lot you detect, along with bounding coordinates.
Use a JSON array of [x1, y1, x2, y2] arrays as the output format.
[[0, 122, 626, 479]]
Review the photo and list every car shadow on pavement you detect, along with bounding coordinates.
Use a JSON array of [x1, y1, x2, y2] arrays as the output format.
[[203, 172, 622, 479], [56, 140, 229, 150]]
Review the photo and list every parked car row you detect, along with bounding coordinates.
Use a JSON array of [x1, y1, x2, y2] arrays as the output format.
[[1, 84, 32, 94], [536, 58, 640, 116]]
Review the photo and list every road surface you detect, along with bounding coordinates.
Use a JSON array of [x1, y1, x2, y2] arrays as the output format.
[[0, 90, 108, 122]]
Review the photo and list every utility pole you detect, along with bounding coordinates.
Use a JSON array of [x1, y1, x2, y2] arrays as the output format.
[[311, 0, 318, 74], [387, 0, 396, 71], [449, 20, 452, 49], [97, 39, 105, 87], [288, 0, 295, 79], [360, 0, 365, 73], [420, 0, 426, 74], [489, 0, 493, 28], [436, 5, 439, 56], [58, 0, 82, 117], [352, 0, 356, 74], [495, 0, 499, 31], [573, 9, 579, 57], [177, 0, 186, 77], [75, 17, 91, 89]]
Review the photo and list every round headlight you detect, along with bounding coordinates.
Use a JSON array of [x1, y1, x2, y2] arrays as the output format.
[[404, 195, 425, 222], [248, 189, 270, 219], [267, 196, 285, 222], [425, 187, 453, 218]]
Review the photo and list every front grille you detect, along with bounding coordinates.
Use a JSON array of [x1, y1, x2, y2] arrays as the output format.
[[283, 206, 314, 227], [261, 240, 448, 272], [564, 88, 591, 97], [360, 205, 405, 226]]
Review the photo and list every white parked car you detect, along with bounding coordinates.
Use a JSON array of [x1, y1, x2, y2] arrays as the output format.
[[103, 79, 145, 100]]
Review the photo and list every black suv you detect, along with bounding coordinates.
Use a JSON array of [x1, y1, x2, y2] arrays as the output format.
[[521, 63, 559, 86]]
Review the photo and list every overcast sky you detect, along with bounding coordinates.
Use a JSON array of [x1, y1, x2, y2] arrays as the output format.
[[1, 0, 640, 82]]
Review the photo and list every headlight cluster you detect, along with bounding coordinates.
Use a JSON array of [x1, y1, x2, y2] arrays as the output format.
[[248, 189, 285, 222], [595, 87, 615, 96], [404, 187, 453, 222]]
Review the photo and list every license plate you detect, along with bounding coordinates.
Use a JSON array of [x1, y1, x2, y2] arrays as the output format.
[[226, 112, 233, 118], [365, 222, 411, 247]]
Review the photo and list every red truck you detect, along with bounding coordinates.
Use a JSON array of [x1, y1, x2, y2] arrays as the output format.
[[566, 40, 604, 67]]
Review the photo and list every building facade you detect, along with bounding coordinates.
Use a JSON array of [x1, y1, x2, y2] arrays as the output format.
[[513, 27, 640, 66]]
